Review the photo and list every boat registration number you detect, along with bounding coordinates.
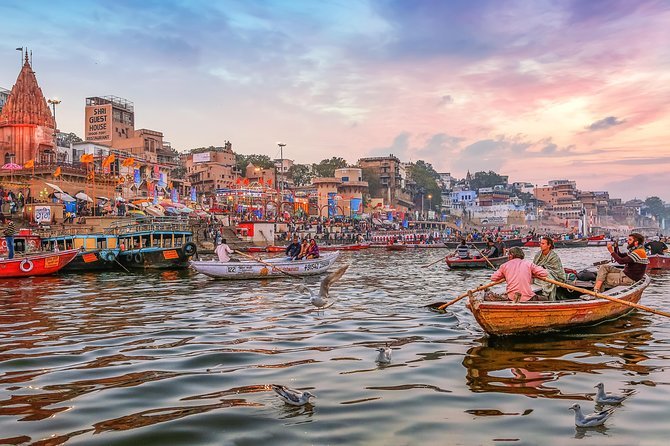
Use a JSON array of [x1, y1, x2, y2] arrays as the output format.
[[44, 256, 60, 268], [163, 250, 179, 260]]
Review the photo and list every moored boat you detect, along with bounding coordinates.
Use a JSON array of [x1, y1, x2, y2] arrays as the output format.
[[386, 244, 407, 251], [648, 254, 670, 270], [39, 232, 120, 272], [109, 217, 197, 269], [0, 249, 79, 278], [465, 275, 651, 336], [446, 255, 508, 269], [190, 251, 340, 279]]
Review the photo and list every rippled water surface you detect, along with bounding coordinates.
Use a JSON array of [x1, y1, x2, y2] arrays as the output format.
[[1, 247, 669, 445]]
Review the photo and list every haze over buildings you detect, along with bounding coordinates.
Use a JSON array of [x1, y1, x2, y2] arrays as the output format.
[[1, 0, 669, 200]]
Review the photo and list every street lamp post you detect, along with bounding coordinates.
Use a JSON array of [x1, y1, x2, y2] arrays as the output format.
[[428, 194, 432, 218], [48, 98, 61, 159], [277, 142, 286, 198]]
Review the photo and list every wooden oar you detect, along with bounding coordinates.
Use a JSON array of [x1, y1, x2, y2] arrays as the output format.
[[538, 277, 670, 318], [233, 249, 303, 279], [471, 244, 496, 270], [426, 280, 504, 312], [423, 255, 449, 268]]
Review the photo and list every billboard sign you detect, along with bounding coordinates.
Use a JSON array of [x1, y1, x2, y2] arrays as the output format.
[[85, 104, 112, 142], [193, 152, 211, 163]]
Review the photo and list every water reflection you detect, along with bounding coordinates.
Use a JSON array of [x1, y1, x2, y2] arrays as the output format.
[[462, 313, 656, 399]]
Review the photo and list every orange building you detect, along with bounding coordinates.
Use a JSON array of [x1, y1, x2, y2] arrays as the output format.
[[185, 147, 238, 193], [0, 51, 56, 166]]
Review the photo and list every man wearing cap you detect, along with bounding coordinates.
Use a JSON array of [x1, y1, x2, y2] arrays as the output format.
[[3, 216, 17, 259]]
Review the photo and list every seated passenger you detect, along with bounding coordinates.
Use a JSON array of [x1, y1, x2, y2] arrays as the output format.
[[285, 235, 301, 260], [594, 233, 648, 292], [306, 239, 320, 259], [488, 247, 548, 302], [297, 239, 310, 260], [456, 239, 470, 259], [481, 239, 500, 258]]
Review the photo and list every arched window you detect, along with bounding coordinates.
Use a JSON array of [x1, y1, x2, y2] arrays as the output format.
[[4, 152, 11, 164]]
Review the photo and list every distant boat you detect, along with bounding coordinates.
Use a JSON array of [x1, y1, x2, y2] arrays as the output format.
[[446, 255, 508, 269]]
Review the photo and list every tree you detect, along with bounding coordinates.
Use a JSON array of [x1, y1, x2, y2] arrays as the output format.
[[288, 164, 314, 187], [361, 167, 381, 199], [644, 196, 667, 220], [469, 171, 508, 190], [171, 166, 186, 179], [312, 157, 349, 177], [56, 132, 83, 146], [235, 154, 275, 175], [408, 161, 442, 211]]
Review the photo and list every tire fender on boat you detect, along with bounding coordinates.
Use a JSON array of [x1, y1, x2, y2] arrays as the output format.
[[183, 242, 197, 256], [19, 259, 34, 272], [134, 253, 144, 264]]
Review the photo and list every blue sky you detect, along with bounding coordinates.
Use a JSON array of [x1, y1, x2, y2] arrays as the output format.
[[2, 0, 669, 199]]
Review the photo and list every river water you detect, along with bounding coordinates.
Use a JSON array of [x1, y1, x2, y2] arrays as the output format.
[[1, 247, 669, 445]]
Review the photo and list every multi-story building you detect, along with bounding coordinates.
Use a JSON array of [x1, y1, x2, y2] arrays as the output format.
[[0, 87, 9, 114], [334, 168, 368, 216], [186, 146, 238, 194], [274, 158, 294, 190], [477, 186, 512, 206], [357, 155, 413, 211]]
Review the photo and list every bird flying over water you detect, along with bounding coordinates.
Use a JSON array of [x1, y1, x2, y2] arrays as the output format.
[[594, 382, 627, 405], [298, 264, 349, 309], [271, 384, 316, 406], [569, 403, 615, 427], [376, 344, 392, 364]]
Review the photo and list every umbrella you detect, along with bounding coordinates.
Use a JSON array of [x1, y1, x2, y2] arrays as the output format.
[[145, 205, 165, 217], [75, 192, 94, 202], [45, 182, 65, 193], [178, 207, 194, 214], [115, 197, 126, 202], [55, 192, 76, 202], [2, 162, 23, 182], [96, 196, 110, 202]]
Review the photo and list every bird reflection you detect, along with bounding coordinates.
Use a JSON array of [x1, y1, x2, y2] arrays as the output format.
[[574, 424, 609, 439]]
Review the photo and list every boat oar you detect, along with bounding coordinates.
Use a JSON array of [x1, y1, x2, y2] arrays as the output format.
[[422, 255, 449, 268], [471, 244, 496, 270], [426, 280, 504, 312], [538, 277, 670, 319], [233, 250, 303, 279]]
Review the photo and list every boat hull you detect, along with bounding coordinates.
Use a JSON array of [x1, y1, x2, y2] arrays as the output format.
[[648, 254, 670, 270], [0, 250, 78, 278], [446, 255, 508, 269], [117, 244, 196, 269], [62, 249, 120, 272], [191, 252, 340, 279], [466, 276, 651, 336]]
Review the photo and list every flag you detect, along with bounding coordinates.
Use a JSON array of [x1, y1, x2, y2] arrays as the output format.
[[243, 178, 249, 186], [154, 164, 160, 177], [147, 180, 153, 197], [267, 178, 272, 186], [153, 186, 159, 205], [235, 177, 241, 185], [102, 154, 115, 167], [133, 169, 141, 185], [80, 153, 94, 163], [259, 177, 264, 185], [53, 166, 61, 177], [121, 157, 135, 167], [24, 159, 34, 169], [190, 186, 197, 201], [171, 188, 178, 203]]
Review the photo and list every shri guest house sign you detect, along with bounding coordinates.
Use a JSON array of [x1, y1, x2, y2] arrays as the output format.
[[84, 104, 112, 142]]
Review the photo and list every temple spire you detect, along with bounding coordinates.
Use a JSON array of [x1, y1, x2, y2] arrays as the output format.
[[0, 51, 55, 128]]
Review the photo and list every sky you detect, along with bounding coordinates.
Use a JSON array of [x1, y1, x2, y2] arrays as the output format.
[[1, 0, 669, 200]]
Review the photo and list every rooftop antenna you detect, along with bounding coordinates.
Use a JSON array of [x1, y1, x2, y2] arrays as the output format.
[[15, 46, 23, 68]]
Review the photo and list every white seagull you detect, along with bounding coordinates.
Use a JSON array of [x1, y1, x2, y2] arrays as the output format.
[[594, 382, 626, 405], [569, 403, 615, 427], [375, 344, 392, 364], [298, 265, 349, 309], [271, 384, 316, 406]]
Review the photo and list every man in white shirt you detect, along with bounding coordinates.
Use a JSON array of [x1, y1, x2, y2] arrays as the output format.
[[215, 238, 234, 262]]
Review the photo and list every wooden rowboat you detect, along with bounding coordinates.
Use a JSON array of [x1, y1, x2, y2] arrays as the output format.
[[190, 251, 340, 279], [648, 254, 670, 270], [466, 275, 651, 336], [386, 244, 407, 251], [446, 255, 508, 269], [0, 249, 79, 278], [265, 243, 369, 253]]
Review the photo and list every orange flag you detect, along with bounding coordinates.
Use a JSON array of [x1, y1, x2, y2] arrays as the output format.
[[24, 159, 34, 169], [121, 157, 135, 167], [81, 153, 94, 163], [102, 154, 116, 167], [53, 166, 62, 177]]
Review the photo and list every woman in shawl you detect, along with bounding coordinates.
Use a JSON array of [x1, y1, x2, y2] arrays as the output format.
[[532, 236, 567, 300]]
